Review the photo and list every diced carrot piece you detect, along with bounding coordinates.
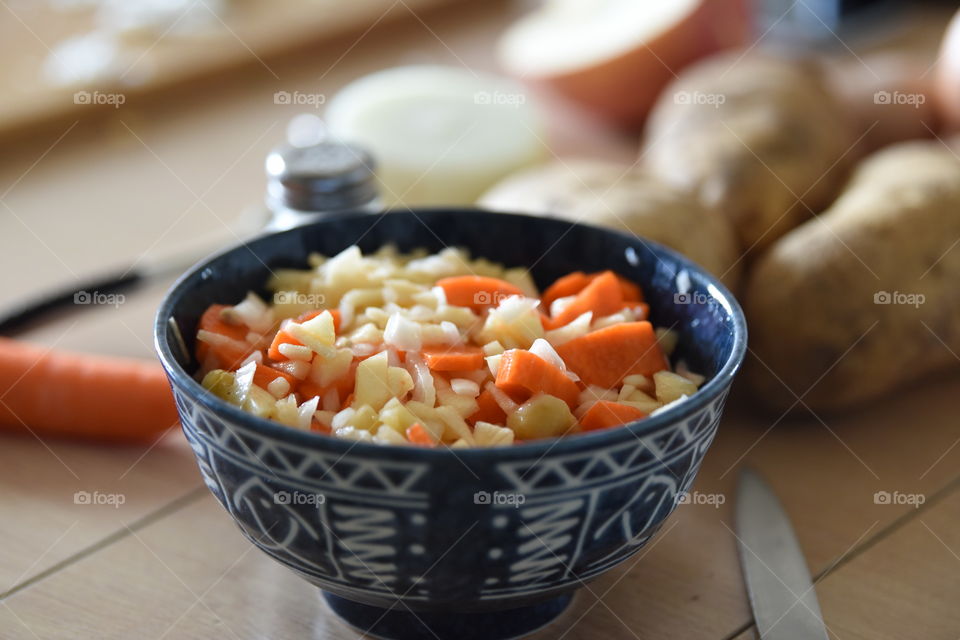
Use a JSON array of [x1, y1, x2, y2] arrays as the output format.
[[580, 401, 647, 431], [542, 271, 592, 308], [253, 363, 297, 390], [495, 349, 580, 408], [196, 304, 254, 370], [311, 419, 331, 434], [543, 271, 644, 309], [267, 324, 301, 362], [555, 321, 668, 389], [615, 276, 644, 303], [406, 422, 434, 446], [340, 392, 354, 411], [436, 276, 525, 312], [422, 345, 485, 371], [550, 271, 624, 328], [468, 389, 507, 426], [540, 312, 566, 331]]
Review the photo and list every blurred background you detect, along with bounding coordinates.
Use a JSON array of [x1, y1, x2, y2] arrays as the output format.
[[0, 0, 956, 360]]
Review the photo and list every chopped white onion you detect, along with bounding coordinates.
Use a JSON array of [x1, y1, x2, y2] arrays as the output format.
[[407, 353, 436, 408], [450, 378, 480, 397], [267, 377, 291, 398], [196, 330, 249, 352], [332, 407, 357, 430], [651, 395, 689, 416], [440, 320, 461, 345], [549, 295, 576, 318], [351, 343, 377, 358], [278, 343, 313, 361], [529, 338, 566, 371], [272, 359, 311, 380], [485, 353, 502, 378], [240, 351, 263, 367], [229, 292, 275, 332], [485, 381, 518, 414], [297, 396, 320, 430], [545, 311, 592, 346], [233, 361, 257, 405], [384, 313, 423, 351]]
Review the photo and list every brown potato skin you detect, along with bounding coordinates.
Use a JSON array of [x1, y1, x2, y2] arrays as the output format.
[[824, 52, 939, 154], [643, 53, 853, 252], [477, 159, 741, 290], [744, 142, 960, 411]]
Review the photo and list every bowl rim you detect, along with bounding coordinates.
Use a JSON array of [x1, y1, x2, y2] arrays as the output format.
[[154, 207, 747, 461]]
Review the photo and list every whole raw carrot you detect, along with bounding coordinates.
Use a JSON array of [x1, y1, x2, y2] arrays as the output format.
[[0, 337, 178, 443]]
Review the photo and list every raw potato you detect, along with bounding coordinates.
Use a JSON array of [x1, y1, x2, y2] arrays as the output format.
[[644, 53, 853, 251], [823, 52, 939, 154], [478, 159, 741, 289], [745, 141, 960, 411]]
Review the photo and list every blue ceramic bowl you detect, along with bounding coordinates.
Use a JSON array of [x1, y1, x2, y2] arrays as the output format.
[[154, 209, 746, 640]]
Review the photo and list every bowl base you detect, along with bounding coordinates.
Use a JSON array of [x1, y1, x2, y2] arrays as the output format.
[[322, 592, 574, 640]]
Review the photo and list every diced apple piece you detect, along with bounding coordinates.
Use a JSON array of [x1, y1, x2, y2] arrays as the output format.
[[352, 351, 391, 411], [310, 348, 354, 388], [653, 370, 698, 404], [287, 310, 336, 357]]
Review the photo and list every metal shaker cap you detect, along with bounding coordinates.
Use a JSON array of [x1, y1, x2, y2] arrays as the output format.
[[265, 141, 378, 213]]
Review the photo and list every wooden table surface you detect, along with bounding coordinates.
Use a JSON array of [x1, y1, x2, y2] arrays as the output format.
[[1, 1, 958, 638]]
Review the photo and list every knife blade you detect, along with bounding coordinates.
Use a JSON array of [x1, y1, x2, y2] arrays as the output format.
[[735, 468, 829, 640]]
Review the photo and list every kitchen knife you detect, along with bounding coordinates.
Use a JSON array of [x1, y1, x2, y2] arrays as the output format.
[[735, 468, 829, 640]]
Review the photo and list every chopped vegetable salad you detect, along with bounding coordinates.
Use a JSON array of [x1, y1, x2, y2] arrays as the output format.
[[196, 246, 704, 447]]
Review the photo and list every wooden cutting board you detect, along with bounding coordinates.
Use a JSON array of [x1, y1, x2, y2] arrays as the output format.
[[0, 0, 464, 141]]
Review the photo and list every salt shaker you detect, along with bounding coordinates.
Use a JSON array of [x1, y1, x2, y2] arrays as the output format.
[[264, 140, 381, 231]]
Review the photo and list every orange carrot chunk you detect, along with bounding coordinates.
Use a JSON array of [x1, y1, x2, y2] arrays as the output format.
[[436, 276, 525, 312], [495, 349, 580, 408], [541, 271, 592, 308], [0, 337, 178, 443], [406, 422, 434, 446], [252, 363, 298, 390], [538, 312, 555, 331], [196, 304, 253, 370], [422, 345, 485, 372], [468, 389, 508, 426], [555, 321, 668, 389], [614, 276, 644, 303], [543, 271, 644, 311], [580, 401, 648, 431], [550, 270, 625, 328], [267, 324, 301, 362]]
